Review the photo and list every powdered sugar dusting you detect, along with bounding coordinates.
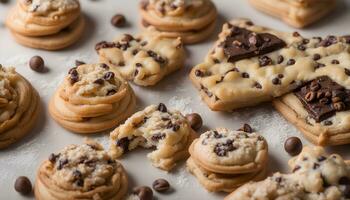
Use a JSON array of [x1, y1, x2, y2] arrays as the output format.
[[168, 96, 193, 114]]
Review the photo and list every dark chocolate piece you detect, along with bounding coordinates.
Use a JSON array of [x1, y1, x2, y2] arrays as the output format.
[[220, 26, 286, 63]]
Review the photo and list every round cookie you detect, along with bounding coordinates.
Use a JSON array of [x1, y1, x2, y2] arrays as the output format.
[[109, 103, 197, 171], [49, 63, 136, 134], [140, 0, 217, 32], [189, 128, 268, 175], [35, 139, 128, 200], [10, 16, 85, 50], [0, 66, 40, 149], [141, 19, 216, 44]]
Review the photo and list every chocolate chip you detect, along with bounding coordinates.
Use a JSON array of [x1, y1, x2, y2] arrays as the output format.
[[152, 179, 170, 192], [339, 176, 350, 185], [122, 34, 134, 42], [172, 124, 180, 131], [29, 56, 45, 72], [155, 104, 167, 114], [259, 56, 272, 67], [185, 113, 203, 131], [302, 39, 310, 44], [313, 54, 321, 61], [238, 123, 253, 133], [241, 72, 249, 78], [118, 61, 125, 67], [284, 137, 302, 156], [272, 78, 281, 85], [278, 74, 284, 79], [151, 133, 166, 141], [293, 32, 300, 37], [134, 69, 139, 77], [70, 71, 79, 84], [57, 159, 68, 170], [331, 59, 340, 64], [93, 78, 104, 85], [48, 153, 58, 163], [313, 163, 320, 169], [292, 165, 301, 172], [277, 55, 284, 64], [324, 120, 333, 126], [100, 63, 109, 69], [140, 41, 148, 46], [136, 63, 143, 67], [132, 49, 139, 56], [14, 176, 32, 195], [253, 82, 262, 89], [317, 156, 326, 162], [111, 14, 126, 27], [287, 59, 296, 66], [116, 138, 130, 153], [315, 62, 326, 69], [133, 186, 153, 200], [103, 72, 115, 81], [107, 89, 116, 96], [318, 35, 338, 47], [297, 44, 306, 51], [214, 140, 236, 157], [75, 60, 85, 67]]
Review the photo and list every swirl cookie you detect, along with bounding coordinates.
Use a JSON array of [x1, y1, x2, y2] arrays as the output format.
[[0, 66, 40, 149], [6, 0, 84, 50], [96, 32, 185, 86], [139, 0, 217, 44], [35, 139, 128, 200], [225, 146, 350, 199], [190, 19, 350, 145], [187, 128, 268, 192], [49, 63, 136, 134], [109, 103, 197, 171], [248, 0, 336, 28]]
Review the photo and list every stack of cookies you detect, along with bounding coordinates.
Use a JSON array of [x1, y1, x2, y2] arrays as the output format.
[[0, 66, 40, 149], [109, 103, 197, 171], [49, 63, 136, 134], [6, 0, 85, 50], [187, 128, 268, 192], [139, 0, 217, 44]]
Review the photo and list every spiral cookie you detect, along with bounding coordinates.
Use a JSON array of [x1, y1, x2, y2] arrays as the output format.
[[187, 128, 268, 192], [6, 0, 85, 50], [139, 0, 217, 44], [0, 66, 40, 149], [35, 139, 128, 200], [225, 146, 350, 199], [109, 103, 197, 171], [49, 63, 136, 134], [96, 32, 185, 86]]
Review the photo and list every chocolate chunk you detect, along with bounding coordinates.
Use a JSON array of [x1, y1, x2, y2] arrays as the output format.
[[122, 34, 134, 42], [75, 60, 85, 67], [132, 49, 139, 56], [29, 56, 45, 72], [214, 140, 236, 157], [302, 39, 310, 44], [259, 56, 272, 67], [220, 26, 286, 63], [185, 113, 203, 131], [103, 72, 115, 81], [48, 153, 59, 163], [313, 54, 321, 61], [151, 133, 166, 141], [287, 59, 296, 66], [272, 78, 281, 85], [111, 14, 126, 27], [14, 176, 32, 195], [318, 35, 338, 47], [294, 76, 350, 122], [277, 55, 284, 64], [284, 137, 302, 156], [152, 179, 170, 192], [241, 72, 249, 78], [116, 137, 130, 153], [57, 158, 68, 170], [157, 103, 167, 112], [94, 78, 104, 85], [331, 59, 340, 64], [238, 123, 253, 133], [133, 186, 153, 200]]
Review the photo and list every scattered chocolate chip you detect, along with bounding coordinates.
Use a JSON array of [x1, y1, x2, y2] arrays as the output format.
[[57, 159, 68, 170], [313, 54, 321, 61], [172, 124, 180, 131], [331, 59, 340, 64], [116, 138, 130, 153], [94, 78, 104, 85], [75, 60, 85, 67], [278, 74, 284, 79], [111, 14, 126, 27], [287, 59, 296, 66], [185, 113, 203, 131], [277, 55, 284, 64], [324, 120, 333, 126], [297, 44, 306, 51], [259, 56, 272, 67], [253, 82, 262, 89], [317, 156, 326, 162], [302, 39, 310, 44], [292, 165, 301, 172], [241, 72, 249, 78], [136, 63, 143, 67], [140, 41, 148, 46], [157, 103, 167, 112], [118, 61, 125, 67], [122, 34, 134, 42], [151, 133, 166, 141], [293, 32, 300, 37], [272, 78, 281, 85], [284, 137, 302, 156], [100, 63, 109, 69], [48, 153, 58, 163], [318, 35, 338, 47], [133, 186, 153, 200], [152, 179, 170, 192], [107, 89, 116, 96], [14, 176, 32, 195], [313, 163, 320, 169], [69, 69, 79, 84], [103, 72, 115, 81], [214, 140, 236, 157], [238, 123, 253, 133], [132, 49, 139, 56], [29, 56, 45, 72]]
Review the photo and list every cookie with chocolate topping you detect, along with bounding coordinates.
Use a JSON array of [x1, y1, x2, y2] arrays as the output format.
[[35, 139, 128, 200], [109, 104, 197, 171], [96, 31, 185, 86]]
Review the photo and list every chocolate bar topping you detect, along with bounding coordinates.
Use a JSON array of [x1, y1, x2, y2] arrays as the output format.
[[221, 25, 286, 63], [294, 76, 350, 122]]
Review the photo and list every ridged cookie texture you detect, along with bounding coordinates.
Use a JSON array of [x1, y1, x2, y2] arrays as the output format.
[[0, 66, 40, 149], [49, 63, 136, 134], [109, 103, 197, 171], [225, 146, 350, 200], [35, 139, 128, 200]]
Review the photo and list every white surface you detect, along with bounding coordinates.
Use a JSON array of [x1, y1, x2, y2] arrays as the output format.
[[1, 0, 350, 199]]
